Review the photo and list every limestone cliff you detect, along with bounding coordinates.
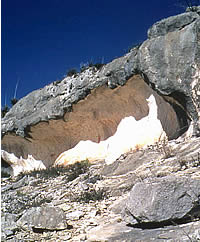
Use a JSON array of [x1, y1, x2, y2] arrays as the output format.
[[2, 8, 200, 168]]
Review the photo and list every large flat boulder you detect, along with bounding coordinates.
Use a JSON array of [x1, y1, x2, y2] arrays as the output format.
[[123, 176, 200, 225]]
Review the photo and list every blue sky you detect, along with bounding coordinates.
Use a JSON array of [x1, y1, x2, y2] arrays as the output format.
[[2, 0, 187, 107]]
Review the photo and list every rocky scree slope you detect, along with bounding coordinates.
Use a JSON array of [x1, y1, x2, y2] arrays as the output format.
[[2, 8, 200, 168], [1, 137, 200, 241]]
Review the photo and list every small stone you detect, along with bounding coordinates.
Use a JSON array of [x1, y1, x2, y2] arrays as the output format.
[[88, 209, 98, 217], [89, 218, 98, 226], [57, 203, 71, 211], [62, 232, 72, 240], [66, 211, 85, 221]]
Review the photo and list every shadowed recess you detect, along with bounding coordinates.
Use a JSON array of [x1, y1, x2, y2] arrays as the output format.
[[2, 75, 182, 167]]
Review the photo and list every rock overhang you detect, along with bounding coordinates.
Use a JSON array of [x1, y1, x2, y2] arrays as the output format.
[[2, 8, 200, 169], [2, 75, 181, 167]]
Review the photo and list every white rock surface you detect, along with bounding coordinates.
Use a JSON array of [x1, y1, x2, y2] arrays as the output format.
[[54, 94, 167, 166], [1, 150, 46, 176]]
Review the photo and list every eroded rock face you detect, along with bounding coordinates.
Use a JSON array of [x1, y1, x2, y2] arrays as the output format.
[[147, 11, 199, 39], [2, 76, 179, 167], [139, 11, 200, 127], [54, 95, 167, 166], [2, 9, 200, 168]]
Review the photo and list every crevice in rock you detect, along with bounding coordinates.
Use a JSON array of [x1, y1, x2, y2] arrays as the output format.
[[127, 216, 199, 230], [139, 72, 156, 91], [166, 91, 190, 137], [24, 126, 33, 139], [139, 72, 190, 138], [32, 225, 72, 233], [32, 227, 54, 233]]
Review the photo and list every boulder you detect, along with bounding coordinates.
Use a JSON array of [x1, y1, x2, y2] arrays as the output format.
[[123, 176, 200, 225], [147, 12, 199, 39], [17, 206, 68, 231], [1, 213, 18, 240]]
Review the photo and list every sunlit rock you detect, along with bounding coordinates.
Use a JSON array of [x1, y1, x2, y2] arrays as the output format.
[[2, 76, 180, 167], [1, 150, 46, 176], [54, 140, 107, 166], [104, 95, 167, 164], [54, 94, 167, 166]]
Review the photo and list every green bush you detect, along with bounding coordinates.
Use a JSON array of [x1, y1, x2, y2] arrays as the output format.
[[11, 98, 18, 106], [76, 188, 107, 203], [17, 160, 90, 182], [80, 62, 105, 72], [93, 63, 105, 70], [67, 160, 90, 181], [67, 69, 78, 77], [128, 41, 143, 52], [53, 80, 62, 86], [1, 105, 9, 118]]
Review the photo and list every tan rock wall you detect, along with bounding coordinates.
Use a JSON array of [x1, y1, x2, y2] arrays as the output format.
[[2, 75, 180, 167]]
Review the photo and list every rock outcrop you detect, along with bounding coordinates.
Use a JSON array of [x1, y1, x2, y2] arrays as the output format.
[[139, 9, 200, 132], [123, 176, 200, 225], [2, 7, 200, 241], [2, 75, 179, 168], [1, 9, 200, 169]]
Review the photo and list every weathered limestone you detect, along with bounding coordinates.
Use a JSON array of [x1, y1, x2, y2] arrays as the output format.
[[17, 206, 68, 231], [2, 8, 200, 168], [123, 176, 200, 225], [2, 76, 179, 167], [1, 150, 46, 176], [147, 11, 199, 39], [2, 136, 200, 241], [139, 11, 200, 132]]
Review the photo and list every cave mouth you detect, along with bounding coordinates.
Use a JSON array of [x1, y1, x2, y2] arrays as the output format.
[[140, 72, 190, 138], [163, 91, 190, 138]]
